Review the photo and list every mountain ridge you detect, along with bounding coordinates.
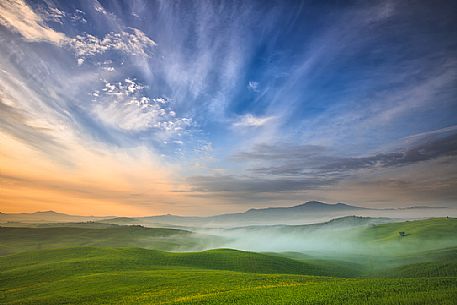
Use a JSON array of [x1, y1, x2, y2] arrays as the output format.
[[2, 201, 452, 227], [245, 201, 367, 213]]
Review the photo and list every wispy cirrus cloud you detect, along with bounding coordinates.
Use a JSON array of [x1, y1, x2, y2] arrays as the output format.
[[0, 0, 66, 43], [0, 0, 156, 64], [233, 114, 275, 128], [38, 6, 66, 25]]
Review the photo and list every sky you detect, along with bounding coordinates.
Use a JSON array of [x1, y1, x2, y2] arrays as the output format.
[[0, 0, 456, 216]]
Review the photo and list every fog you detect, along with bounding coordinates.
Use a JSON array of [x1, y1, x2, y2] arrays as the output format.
[[188, 213, 457, 259], [199, 226, 365, 254]]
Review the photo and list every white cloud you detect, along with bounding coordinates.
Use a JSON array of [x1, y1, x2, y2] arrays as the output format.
[[152, 98, 168, 104], [101, 78, 143, 96], [40, 6, 66, 25], [68, 28, 156, 62], [0, 0, 66, 44], [93, 1, 109, 15], [91, 79, 192, 135], [69, 9, 87, 24], [248, 81, 259, 92], [96, 60, 115, 71], [233, 114, 275, 128]]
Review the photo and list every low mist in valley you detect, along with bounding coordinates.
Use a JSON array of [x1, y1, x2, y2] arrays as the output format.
[[194, 217, 457, 257], [2, 203, 456, 270]]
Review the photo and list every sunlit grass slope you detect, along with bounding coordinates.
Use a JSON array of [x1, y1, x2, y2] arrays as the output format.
[[0, 247, 456, 305], [0, 247, 354, 277]]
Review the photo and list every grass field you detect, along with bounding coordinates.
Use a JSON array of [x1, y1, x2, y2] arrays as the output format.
[[356, 217, 457, 253], [1, 247, 456, 305], [0, 225, 223, 255], [0, 218, 456, 304]]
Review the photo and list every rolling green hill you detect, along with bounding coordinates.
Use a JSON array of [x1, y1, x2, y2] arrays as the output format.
[[377, 247, 457, 278], [1, 218, 456, 304], [264, 251, 366, 277], [359, 217, 457, 241], [356, 217, 457, 254], [0, 247, 359, 277], [0, 247, 456, 305], [0, 225, 219, 255]]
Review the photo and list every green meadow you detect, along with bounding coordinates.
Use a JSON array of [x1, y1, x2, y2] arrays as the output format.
[[0, 218, 456, 304]]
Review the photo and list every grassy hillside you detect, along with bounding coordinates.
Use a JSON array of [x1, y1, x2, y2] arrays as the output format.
[[2, 218, 456, 272], [265, 251, 366, 277], [217, 218, 457, 277], [1, 218, 456, 304], [0, 247, 359, 277], [359, 217, 457, 241], [356, 217, 457, 254], [0, 226, 219, 255], [203, 217, 457, 257], [0, 247, 456, 305], [378, 247, 457, 278]]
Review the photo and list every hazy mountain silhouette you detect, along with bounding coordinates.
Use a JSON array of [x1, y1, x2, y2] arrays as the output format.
[[0, 211, 110, 224], [1, 201, 451, 227]]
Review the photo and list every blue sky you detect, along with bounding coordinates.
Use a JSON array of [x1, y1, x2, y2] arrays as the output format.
[[0, 0, 456, 215]]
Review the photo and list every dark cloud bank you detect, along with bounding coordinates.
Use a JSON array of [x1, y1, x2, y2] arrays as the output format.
[[188, 127, 457, 206]]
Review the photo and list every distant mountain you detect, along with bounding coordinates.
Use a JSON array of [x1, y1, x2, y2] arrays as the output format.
[[245, 201, 367, 214], [98, 201, 452, 228], [209, 201, 367, 221], [101, 201, 372, 227], [154, 201, 453, 227], [3, 201, 452, 228], [398, 206, 449, 210], [0, 211, 111, 224]]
